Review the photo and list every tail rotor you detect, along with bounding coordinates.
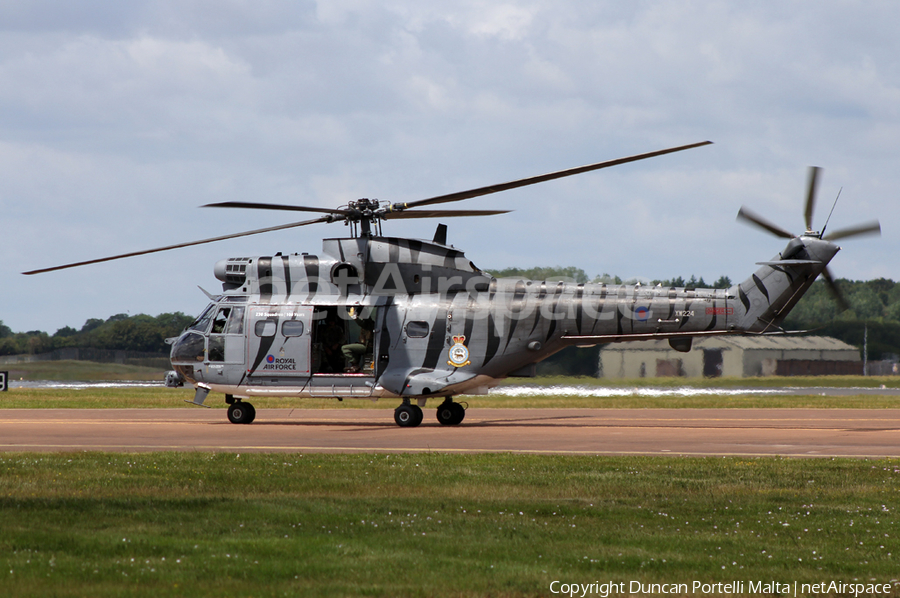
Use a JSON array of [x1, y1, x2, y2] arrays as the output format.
[[736, 166, 880, 312]]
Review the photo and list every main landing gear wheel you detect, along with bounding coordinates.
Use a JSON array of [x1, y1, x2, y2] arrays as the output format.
[[227, 401, 256, 424], [394, 403, 423, 427], [436, 399, 465, 426]]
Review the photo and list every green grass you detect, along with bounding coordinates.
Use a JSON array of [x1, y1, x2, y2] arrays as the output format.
[[1, 386, 899, 410], [0, 453, 897, 597]]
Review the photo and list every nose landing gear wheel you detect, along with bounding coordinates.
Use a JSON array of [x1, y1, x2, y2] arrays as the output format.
[[436, 399, 465, 425], [227, 401, 256, 424], [394, 403, 423, 427]]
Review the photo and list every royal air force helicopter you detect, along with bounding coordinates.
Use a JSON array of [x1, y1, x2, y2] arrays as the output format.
[[24, 141, 880, 428]]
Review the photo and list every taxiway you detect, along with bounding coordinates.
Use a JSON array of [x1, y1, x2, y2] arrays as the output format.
[[0, 408, 898, 457]]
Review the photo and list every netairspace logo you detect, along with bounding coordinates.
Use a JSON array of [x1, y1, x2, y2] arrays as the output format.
[[548, 580, 895, 597]]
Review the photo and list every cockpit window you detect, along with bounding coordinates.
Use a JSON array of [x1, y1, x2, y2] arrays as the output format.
[[211, 308, 231, 334], [171, 332, 206, 363], [189, 304, 216, 332]]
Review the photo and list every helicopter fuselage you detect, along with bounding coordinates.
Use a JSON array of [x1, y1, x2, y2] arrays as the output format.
[[169, 233, 840, 405]]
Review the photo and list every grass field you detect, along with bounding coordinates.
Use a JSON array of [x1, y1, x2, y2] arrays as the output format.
[[0, 453, 897, 597]]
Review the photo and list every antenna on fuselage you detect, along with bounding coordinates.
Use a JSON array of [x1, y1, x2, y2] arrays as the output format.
[[433, 223, 448, 245], [819, 187, 842, 238]]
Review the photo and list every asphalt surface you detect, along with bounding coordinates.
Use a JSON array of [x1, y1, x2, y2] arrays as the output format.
[[0, 408, 898, 457]]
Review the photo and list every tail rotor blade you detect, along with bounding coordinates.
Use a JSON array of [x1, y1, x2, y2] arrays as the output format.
[[804, 166, 820, 231], [736, 206, 796, 239], [823, 220, 881, 241], [820, 266, 850, 312]]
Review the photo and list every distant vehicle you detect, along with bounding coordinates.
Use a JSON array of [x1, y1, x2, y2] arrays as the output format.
[[25, 143, 879, 427]]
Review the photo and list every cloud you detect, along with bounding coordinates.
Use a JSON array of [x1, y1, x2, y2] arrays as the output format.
[[1, 1, 898, 332]]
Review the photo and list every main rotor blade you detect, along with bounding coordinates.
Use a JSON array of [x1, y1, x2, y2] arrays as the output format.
[[400, 141, 713, 210], [823, 220, 881, 241], [203, 201, 349, 215], [736, 206, 796, 239], [804, 166, 820, 231], [23, 216, 332, 275], [820, 266, 850, 312], [381, 209, 511, 220]]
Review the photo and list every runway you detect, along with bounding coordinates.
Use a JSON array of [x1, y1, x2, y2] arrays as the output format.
[[0, 408, 898, 457]]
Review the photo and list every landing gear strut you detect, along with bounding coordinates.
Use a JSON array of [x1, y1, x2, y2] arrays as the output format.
[[436, 397, 465, 426], [226, 395, 256, 424], [394, 399, 423, 428]]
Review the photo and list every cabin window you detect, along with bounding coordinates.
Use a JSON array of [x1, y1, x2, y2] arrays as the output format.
[[282, 320, 305, 337], [255, 319, 277, 337], [406, 321, 429, 338]]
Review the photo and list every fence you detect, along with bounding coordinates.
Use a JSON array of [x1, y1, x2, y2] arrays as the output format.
[[866, 360, 900, 376], [0, 348, 170, 369]]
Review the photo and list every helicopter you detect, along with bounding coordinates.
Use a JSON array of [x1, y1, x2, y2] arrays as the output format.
[[24, 141, 880, 427]]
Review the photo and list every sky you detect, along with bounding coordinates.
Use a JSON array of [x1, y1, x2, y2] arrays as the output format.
[[2, 1, 897, 334]]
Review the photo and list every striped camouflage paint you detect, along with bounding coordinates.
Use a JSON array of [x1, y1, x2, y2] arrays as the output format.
[[171, 233, 841, 400]]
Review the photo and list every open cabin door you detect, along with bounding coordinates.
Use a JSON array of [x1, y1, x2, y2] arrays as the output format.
[[247, 305, 313, 377]]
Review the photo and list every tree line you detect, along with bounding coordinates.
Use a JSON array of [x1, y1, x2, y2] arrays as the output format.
[[485, 266, 733, 289], [0, 313, 195, 356], [782, 278, 900, 362]]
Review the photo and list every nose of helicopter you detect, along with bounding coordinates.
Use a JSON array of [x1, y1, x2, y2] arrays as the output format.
[[169, 331, 205, 383]]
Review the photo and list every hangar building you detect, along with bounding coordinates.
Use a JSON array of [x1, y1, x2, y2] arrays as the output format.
[[598, 336, 861, 378]]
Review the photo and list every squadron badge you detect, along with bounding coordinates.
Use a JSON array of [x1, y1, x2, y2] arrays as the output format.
[[447, 334, 471, 367]]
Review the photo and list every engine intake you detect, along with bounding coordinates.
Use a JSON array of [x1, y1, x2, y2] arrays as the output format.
[[214, 258, 252, 287]]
